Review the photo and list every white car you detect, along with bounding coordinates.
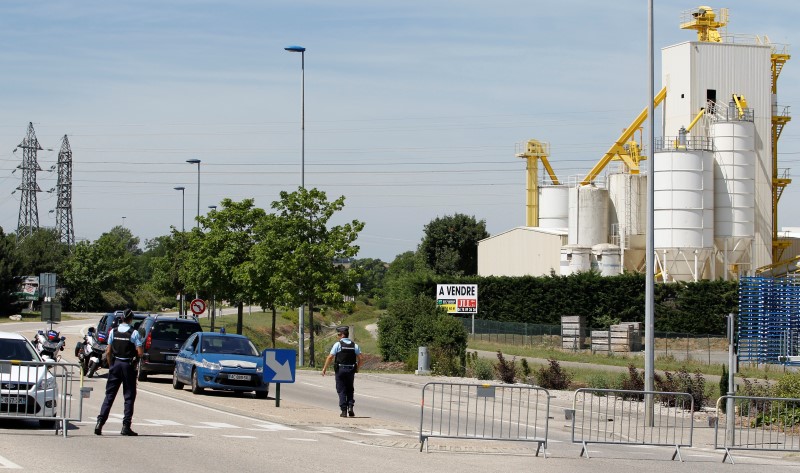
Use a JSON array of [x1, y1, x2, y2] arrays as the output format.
[[0, 331, 59, 427]]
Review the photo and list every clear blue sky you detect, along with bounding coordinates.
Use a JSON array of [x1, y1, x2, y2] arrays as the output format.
[[1, 1, 798, 262]]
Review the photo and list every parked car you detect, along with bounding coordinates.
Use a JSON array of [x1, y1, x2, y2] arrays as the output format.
[[96, 310, 148, 339], [0, 331, 59, 427], [136, 315, 202, 381], [172, 332, 269, 399]]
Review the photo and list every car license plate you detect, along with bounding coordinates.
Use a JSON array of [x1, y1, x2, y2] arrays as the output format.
[[228, 374, 250, 381], [0, 396, 27, 405], [166, 355, 176, 361]]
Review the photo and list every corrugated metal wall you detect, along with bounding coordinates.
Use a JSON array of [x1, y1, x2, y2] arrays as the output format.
[[477, 227, 567, 277]]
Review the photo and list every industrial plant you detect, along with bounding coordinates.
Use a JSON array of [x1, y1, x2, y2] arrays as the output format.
[[478, 6, 796, 282]]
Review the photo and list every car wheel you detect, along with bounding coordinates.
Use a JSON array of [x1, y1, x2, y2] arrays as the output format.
[[172, 368, 184, 390], [137, 363, 147, 381], [191, 370, 203, 394], [255, 390, 268, 399]]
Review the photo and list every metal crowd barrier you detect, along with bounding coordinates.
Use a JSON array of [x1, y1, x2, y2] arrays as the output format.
[[419, 382, 550, 456], [569, 388, 694, 461], [715, 395, 800, 464], [0, 360, 91, 437]]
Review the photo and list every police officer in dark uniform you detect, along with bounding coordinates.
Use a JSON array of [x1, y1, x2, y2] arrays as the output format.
[[94, 308, 144, 436], [321, 326, 363, 417]]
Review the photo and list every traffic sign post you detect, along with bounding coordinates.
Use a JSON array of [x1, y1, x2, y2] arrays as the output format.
[[189, 298, 206, 316], [262, 349, 297, 407]]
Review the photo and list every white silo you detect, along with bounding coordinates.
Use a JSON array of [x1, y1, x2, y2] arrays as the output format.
[[568, 185, 609, 246], [711, 104, 755, 278], [560, 245, 592, 276], [538, 185, 569, 228], [653, 136, 715, 282], [591, 243, 622, 276]]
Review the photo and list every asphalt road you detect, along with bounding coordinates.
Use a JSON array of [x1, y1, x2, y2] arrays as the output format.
[[1, 315, 799, 472]]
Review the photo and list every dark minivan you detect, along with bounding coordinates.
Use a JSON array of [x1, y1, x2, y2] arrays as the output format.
[[136, 315, 202, 381]]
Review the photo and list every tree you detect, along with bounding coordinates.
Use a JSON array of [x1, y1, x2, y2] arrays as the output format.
[[249, 213, 284, 347], [0, 227, 22, 315], [418, 213, 489, 276], [147, 232, 189, 312], [383, 251, 434, 307], [14, 228, 69, 276], [181, 198, 266, 335], [350, 258, 388, 298], [267, 188, 364, 366]]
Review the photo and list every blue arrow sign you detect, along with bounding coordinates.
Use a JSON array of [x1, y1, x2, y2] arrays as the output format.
[[262, 349, 296, 383]]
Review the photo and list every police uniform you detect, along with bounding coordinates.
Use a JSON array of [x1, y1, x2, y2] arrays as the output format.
[[329, 329, 361, 417], [95, 312, 143, 436]]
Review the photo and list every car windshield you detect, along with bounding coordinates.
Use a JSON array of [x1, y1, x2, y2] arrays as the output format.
[[152, 323, 199, 341], [201, 337, 258, 356], [0, 339, 40, 362]]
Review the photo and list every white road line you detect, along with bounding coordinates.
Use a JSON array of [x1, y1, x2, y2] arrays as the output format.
[[223, 435, 256, 439], [143, 419, 183, 426], [0, 455, 21, 469], [306, 426, 348, 434], [286, 438, 317, 442], [191, 422, 240, 429], [250, 423, 296, 431], [359, 428, 405, 436], [162, 432, 195, 437]]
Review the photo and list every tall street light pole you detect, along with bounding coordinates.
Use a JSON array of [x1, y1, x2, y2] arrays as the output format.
[[285, 44, 306, 366], [122, 216, 126, 228], [186, 159, 201, 231], [174, 186, 186, 315], [208, 205, 217, 332]]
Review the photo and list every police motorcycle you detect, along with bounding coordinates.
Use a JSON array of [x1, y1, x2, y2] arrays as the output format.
[[75, 327, 98, 375], [85, 330, 109, 378], [32, 328, 66, 362]]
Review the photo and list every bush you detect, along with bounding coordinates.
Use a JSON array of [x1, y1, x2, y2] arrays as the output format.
[[465, 352, 494, 380], [430, 345, 464, 377], [495, 351, 516, 384], [654, 367, 709, 411], [619, 365, 644, 400], [534, 358, 573, 390], [586, 372, 615, 390], [773, 373, 800, 399]]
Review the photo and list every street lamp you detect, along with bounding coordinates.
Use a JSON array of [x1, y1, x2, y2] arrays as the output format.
[[186, 159, 201, 230], [285, 44, 306, 366], [173, 186, 186, 232], [122, 216, 126, 228]]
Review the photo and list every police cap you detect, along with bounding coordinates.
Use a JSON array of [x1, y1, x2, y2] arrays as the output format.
[[335, 326, 349, 335], [123, 308, 134, 320]]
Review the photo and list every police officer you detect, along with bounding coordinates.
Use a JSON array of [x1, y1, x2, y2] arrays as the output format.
[[94, 308, 144, 436], [321, 326, 363, 417]]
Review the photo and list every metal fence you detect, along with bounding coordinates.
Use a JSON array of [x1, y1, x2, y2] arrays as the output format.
[[419, 382, 550, 456], [569, 388, 694, 461], [715, 395, 800, 464], [462, 318, 728, 364], [0, 360, 90, 437]]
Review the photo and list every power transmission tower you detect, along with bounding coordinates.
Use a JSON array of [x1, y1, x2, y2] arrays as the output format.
[[15, 122, 42, 242], [55, 135, 75, 247]]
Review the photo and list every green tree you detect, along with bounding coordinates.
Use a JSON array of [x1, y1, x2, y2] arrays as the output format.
[[268, 188, 364, 366], [249, 213, 285, 347], [14, 228, 69, 276], [0, 227, 22, 315], [147, 232, 189, 312], [182, 198, 266, 335], [383, 251, 434, 307], [351, 258, 388, 298], [418, 213, 489, 276]]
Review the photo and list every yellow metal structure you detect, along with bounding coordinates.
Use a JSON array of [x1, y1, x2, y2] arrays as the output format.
[[770, 44, 792, 262], [581, 87, 667, 185], [731, 94, 748, 119], [516, 140, 559, 227], [686, 107, 707, 132], [680, 6, 728, 43]]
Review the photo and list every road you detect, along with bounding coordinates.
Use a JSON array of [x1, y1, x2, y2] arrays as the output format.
[[1, 316, 799, 472]]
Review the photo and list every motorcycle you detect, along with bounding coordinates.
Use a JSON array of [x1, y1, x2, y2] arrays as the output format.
[[32, 329, 66, 362], [85, 330, 108, 378], [75, 327, 98, 375]]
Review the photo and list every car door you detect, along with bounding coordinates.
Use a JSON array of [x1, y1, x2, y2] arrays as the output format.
[[176, 334, 197, 382]]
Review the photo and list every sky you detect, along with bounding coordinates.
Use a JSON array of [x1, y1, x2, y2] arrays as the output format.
[[1, 1, 799, 262]]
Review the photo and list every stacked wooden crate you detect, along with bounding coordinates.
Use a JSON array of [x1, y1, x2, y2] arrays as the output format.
[[561, 315, 586, 350], [591, 322, 643, 353]]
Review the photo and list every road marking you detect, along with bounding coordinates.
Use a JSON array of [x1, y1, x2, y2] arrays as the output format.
[[286, 438, 317, 442], [223, 435, 256, 439], [306, 426, 348, 434], [250, 423, 295, 431], [192, 422, 240, 429], [162, 432, 195, 437], [359, 428, 405, 436], [143, 419, 183, 426], [0, 455, 21, 469]]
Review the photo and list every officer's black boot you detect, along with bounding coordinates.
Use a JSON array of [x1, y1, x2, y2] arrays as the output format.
[[94, 418, 105, 436], [348, 407, 355, 417], [120, 421, 138, 436], [340, 408, 347, 418]]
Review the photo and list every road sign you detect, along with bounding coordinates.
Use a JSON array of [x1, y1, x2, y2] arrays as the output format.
[[190, 298, 206, 315], [262, 349, 296, 383]]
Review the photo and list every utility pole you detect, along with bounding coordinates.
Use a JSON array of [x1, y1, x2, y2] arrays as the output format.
[[16, 122, 42, 242], [55, 135, 75, 247]]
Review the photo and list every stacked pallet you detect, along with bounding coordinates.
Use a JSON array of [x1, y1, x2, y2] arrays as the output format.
[[561, 315, 586, 350], [591, 322, 643, 353]]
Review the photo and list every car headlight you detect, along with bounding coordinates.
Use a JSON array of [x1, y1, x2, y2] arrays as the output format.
[[37, 375, 57, 390], [200, 359, 221, 371], [256, 366, 263, 373]]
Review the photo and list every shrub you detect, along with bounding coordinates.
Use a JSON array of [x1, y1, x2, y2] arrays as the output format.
[[586, 372, 614, 390], [495, 351, 516, 384], [619, 365, 644, 400], [654, 367, 708, 411], [430, 345, 464, 377], [719, 365, 729, 413], [773, 373, 800, 399], [519, 358, 531, 378], [465, 352, 494, 381], [534, 358, 573, 390]]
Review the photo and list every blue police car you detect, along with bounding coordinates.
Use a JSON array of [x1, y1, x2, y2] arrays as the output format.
[[172, 332, 269, 399]]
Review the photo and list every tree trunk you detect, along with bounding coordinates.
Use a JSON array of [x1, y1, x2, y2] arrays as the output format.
[[271, 306, 277, 348], [236, 301, 243, 335], [308, 299, 315, 367]]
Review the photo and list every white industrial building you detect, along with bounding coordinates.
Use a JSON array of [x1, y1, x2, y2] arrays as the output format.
[[478, 6, 797, 281]]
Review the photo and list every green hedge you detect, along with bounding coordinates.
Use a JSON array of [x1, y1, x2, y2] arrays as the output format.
[[402, 272, 737, 336]]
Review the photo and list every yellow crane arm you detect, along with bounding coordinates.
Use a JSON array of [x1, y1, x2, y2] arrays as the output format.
[[541, 156, 560, 185], [686, 107, 706, 132], [581, 86, 667, 185], [732, 94, 747, 119]]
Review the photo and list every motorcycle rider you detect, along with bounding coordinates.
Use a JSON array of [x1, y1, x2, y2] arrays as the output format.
[[94, 309, 144, 436]]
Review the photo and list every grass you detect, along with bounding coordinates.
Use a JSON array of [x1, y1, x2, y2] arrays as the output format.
[[0, 311, 78, 324]]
